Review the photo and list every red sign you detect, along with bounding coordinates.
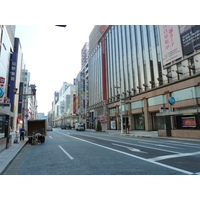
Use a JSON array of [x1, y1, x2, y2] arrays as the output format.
[[182, 117, 196, 127], [73, 94, 76, 114], [99, 25, 108, 34], [0, 77, 5, 87]]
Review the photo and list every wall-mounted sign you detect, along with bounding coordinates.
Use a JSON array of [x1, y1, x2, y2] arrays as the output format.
[[99, 25, 108, 34], [179, 25, 200, 55], [159, 25, 182, 66], [182, 117, 196, 127], [168, 97, 176, 105]]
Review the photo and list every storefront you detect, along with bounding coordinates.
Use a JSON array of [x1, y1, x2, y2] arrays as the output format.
[[0, 116, 6, 133], [156, 108, 200, 138]]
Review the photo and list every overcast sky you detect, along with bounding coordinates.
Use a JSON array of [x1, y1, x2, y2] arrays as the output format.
[[15, 25, 94, 115]]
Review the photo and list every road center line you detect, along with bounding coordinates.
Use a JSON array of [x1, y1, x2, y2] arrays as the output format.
[[58, 145, 74, 160], [58, 132, 193, 175]]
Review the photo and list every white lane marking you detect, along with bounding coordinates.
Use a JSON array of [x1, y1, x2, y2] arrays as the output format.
[[58, 145, 74, 160], [195, 172, 200, 175], [68, 133, 180, 154], [49, 136, 52, 139], [112, 143, 146, 153], [166, 140, 200, 148], [139, 141, 182, 149], [58, 132, 193, 175], [148, 151, 200, 162]]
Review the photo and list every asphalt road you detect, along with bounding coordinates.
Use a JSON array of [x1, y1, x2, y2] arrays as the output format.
[[3, 128, 200, 175]]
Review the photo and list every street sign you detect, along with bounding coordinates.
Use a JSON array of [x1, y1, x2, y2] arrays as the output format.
[[160, 107, 169, 113], [0, 103, 10, 107], [25, 114, 29, 119], [168, 97, 176, 105], [0, 88, 4, 97]]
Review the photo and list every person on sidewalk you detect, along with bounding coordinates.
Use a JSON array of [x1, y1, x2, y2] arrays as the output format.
[[19, 127, 25, 141], [127, 124, 130, 134]]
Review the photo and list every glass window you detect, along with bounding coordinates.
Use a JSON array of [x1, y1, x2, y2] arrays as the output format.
[[152, 113, 166, 130], [134, 114, 145, 130], [177, 62, 183, 80], [167, 68, 172, 83], [188, 57, 195, 76]]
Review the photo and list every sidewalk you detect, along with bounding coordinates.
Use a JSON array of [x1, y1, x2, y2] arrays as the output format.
[[86, 129, 200, 143], [0, 132, 28, 175]]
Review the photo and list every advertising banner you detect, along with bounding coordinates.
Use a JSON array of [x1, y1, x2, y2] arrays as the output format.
[[8, 52, 18, 104], [73, 94, 76, 114], [179, 25, 200, 55], [159, 25, 183, 66], [182, 117, 196, 127]]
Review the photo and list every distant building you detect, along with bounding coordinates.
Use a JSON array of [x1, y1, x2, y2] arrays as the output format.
[[51, 82, 77, 127], [37, 113, 47, 119]]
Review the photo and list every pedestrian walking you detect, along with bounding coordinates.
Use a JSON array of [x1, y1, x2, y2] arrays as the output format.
[[127, 124, 130, 134], [19, 127, 25, 141]]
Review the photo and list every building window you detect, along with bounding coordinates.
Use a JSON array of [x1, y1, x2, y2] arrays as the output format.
[[177, 62, 183, 80], [134, 114, 145, 130], [188, 57, 195, 76], [167, 68, 172, 83]]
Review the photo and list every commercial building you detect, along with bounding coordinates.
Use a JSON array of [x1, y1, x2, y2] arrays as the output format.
[[88, 25, 200, 138], [0, 25, 16, 136], [76, 43, 89, 127], [52, 82, 77, 127]]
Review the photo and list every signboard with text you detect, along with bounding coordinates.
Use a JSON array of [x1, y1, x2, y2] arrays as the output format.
[[8, 52, 18, 104], [182, 117, 196, 128], [159, 25, 183, 66], [179, 25, 200, 55]]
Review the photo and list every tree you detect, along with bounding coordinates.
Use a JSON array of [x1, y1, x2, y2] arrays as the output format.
[[96, 120, 102, 132]]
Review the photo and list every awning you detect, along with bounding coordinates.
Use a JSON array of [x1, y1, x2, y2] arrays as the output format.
[[0, 104, 14, 117], [156, 108, 200, 117]]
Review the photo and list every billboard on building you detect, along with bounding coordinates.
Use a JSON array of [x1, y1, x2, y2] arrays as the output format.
[[179, 25, 200, 55], [8, 52, 18, 104], [182, 116, 196, 128], [159, 25, 183, 66], [73, 94, 76, 114]]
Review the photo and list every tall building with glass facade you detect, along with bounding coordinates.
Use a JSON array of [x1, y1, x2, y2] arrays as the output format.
[[88, 25, 200, 138]]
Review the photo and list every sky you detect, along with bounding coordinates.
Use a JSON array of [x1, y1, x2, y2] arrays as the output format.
[[15, 25, 94, 115]]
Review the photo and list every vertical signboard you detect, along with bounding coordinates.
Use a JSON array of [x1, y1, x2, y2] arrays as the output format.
[[8, 52, 18, 104], [179, 25, 200, 55], [159, 25, 183, 66], [18, 82, 24, 114], [73, 94, 76, 114]]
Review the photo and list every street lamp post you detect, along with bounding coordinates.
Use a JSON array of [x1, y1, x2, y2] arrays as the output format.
[[114, 85, 123, 134]]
